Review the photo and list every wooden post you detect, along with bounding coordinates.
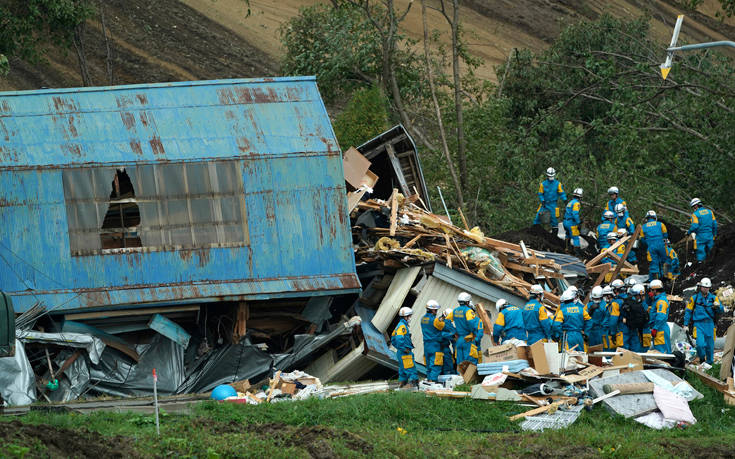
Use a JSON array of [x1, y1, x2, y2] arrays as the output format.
[[390, 188, 398, 236], [608, 225, 642, 284], [233, 302, 249, 344], [458, 207, 469, 230]]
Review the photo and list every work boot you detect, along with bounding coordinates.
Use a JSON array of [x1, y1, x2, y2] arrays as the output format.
[[407, 380, 419, 391]]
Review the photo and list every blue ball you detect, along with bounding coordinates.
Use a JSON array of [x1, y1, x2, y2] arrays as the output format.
[[211, 384, 237, 400]]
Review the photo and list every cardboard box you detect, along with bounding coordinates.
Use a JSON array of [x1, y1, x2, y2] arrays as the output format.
[[279, 382, 297, 395], [484, 343, 529, 363], [462, 363, 478, 384], [530, 341, 550, 375], [612, 349, 643, 373]]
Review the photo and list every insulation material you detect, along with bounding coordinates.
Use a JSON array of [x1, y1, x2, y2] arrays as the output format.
[[16, 330, 106, 364], [635, 411, 678, 430], [653, 385, 697, 425], [0, 339, 35, 406]]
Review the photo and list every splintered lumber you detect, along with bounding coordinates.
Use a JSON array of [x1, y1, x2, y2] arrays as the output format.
[[509, 398, 577, 421], [426, 390, 472, 398], [390, 188, 398, 236], [474, 303, 494, 335], [403, 234, 423, 248], [585, 236, 631, 267], [266, 370, 282, 402], [609, 224, 641, 282], [458, 207, 470, 230]]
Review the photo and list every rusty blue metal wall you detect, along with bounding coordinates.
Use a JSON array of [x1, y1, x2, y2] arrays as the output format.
[[0, 77, 360, 313]]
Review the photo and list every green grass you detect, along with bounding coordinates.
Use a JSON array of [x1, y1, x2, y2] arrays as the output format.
[[1, 372, 734, 458]]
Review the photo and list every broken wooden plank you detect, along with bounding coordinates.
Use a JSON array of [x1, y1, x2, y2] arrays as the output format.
[[509, 398, 576, 421], [390, 188, 398, 236], [232, 302, 249, 344], [458, 207, 469, 230], [609, 224, 641, 283], [585, 236, 631, 267]]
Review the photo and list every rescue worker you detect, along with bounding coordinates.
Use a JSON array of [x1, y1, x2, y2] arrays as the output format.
[[597, 211, 617, 250], [552, 289, 593, 351], [683, 278, 723, 365], [586, 286, 606, 347], [451, 292, 482, 365], [687, 198, 717, 262], [620, 283, 647, 352], [523, 285, 552, 345], [615, 228, 637, 264], [600, 232, 618, 267], [650, 279, 671, 353], [533, 167, 567, 229], [391, 307, 418, 388], [606, 279, 626, 349], [563, 188, 583, 250], [641, 211, 668, 281], [662, 241, 681, 281], [493, 299, 526, 344], [642, 284, 656, 350], [420, 300, 445, 382], [601, 286, 616, 350], [604, 187, 628, 220], [439, 308, 457, 375], [615, 203, 635, 235]]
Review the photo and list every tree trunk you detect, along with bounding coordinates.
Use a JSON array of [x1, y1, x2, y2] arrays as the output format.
[[421, 0, 464, 208], [98, 0, 114, 85], [73, 23, 93, 87], [450, 0, 468, 190]]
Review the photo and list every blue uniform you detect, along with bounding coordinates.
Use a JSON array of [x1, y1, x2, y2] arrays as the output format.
[[688, 208, 717, 261], [641, 220, 668, 281], [391, 318, 418, 382], [606, 296, 624, 349], [604, 197, 628, 220], [652, 292, 671, 353], [438, 316, 457, 375], [596, 221, 617, 249], [586, 300, 606, 346], [421, 312, 446, 381], [552, 301, 592, 351], [450, 305, 483, 365], [684, 292, 723, 364], [493, 305, 527, 343], [563, 198, 582, 247], [522, 299, 552, 345], [534, 178, 566, 227], [663, 246, 680, 280]]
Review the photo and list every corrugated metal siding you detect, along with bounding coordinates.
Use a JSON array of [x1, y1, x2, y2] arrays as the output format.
[[0, 77, 359, 312]]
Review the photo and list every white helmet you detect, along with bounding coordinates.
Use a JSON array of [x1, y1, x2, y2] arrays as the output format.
[[399, 307, 413, 317], [426, 300, 440, 310], [607, 232, 618, 241], [560, 289, 576, 302], [646, 210, 657, 221], [650, 279, 664, 290], [603, 210, 615, 221], [573, 188, 583, 198], [496, 299, 508, 310], [546, 167, 556, 179], [614, 203, 626, 216], [611, 279, 625, 290], [698, 277, 712, 288], [690, 198, 702, 208], [608, 186, 619, 195], [625, 277, 637, 287], [530, 284, 544, 296], [602, 286, 614, 296], [617, 228, 627, 238], [631, 284, 645, 295], [590, 286, 603, 300], [443, 308, 453, 318], [457, 292, 471, 304]]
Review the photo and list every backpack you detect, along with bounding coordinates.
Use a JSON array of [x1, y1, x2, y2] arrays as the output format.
[[623, 298, 649, 330]]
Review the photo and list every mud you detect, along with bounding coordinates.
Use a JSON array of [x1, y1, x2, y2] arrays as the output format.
[[493, 224, 597, 259], [193, 419, 373, 458], [0, 420, 141, 458]]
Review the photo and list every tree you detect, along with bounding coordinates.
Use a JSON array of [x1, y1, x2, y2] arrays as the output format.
[[333, 86, 390, 149]]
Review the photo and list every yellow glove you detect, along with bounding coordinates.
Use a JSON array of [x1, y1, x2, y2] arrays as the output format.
[[464, 333, 475, 342]]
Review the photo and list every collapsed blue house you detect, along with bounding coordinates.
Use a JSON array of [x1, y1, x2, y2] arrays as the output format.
[[0, 77, 360, 315]]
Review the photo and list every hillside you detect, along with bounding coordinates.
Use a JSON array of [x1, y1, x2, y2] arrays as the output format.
[[2, 0, 735, 92]]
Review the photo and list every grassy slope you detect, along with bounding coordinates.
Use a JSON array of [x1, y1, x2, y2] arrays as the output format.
[[2, 372, 734, 458]]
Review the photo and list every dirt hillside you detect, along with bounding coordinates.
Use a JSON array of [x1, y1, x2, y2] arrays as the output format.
[[2, 0, 735, 90]]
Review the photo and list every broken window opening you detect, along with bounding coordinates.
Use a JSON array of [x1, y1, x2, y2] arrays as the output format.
[[100, 169, 142, 249]]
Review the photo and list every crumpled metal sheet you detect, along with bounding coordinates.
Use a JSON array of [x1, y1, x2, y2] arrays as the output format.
[[176, 342, 273, 394], [49, 350, 91, 403], [0, 339, 36, 406], [87, 334, 185, 397], [16, 330, 106, 364]]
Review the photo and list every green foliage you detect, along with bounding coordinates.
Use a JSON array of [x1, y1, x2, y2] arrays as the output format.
[[280, 4, 382, 102], [459, 15, 735, 233], [0, 54, 8, 76], [0, 0, 95, 71], [333, 86, 390, 149]]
